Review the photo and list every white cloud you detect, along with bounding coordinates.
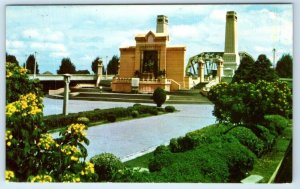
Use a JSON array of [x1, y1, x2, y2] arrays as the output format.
[[22, 29, 40, 39], [50, 52, 70, 58], [209, 10, 227, 22], [6, 40, 25, 49]]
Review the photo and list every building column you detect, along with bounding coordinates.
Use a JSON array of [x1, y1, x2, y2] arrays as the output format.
[[217, 58, 224, 82], [63, 74, 71, 115], [198, 58, 205, 82]]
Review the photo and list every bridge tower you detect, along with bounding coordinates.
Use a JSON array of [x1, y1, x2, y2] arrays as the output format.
[[223, 11, 240, 77]]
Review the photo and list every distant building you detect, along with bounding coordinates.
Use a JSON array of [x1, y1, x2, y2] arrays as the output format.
[[112, 15, 187, 93]]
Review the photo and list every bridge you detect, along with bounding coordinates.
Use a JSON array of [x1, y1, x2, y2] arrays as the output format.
[[28, 74, 115, 81]]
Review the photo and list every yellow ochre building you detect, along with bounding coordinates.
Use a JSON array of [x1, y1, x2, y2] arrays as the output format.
[[112, 15, 189, 93]]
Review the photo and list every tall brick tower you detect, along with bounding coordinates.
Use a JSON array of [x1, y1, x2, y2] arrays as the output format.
[[223, 11, 240, 77], [156, 15, 168, 34]]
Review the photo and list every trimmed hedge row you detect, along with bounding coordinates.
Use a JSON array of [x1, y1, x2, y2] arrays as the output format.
[[148, 140, 255, 182], [145, 115, 290, 182], [43, 104, 167, 131]]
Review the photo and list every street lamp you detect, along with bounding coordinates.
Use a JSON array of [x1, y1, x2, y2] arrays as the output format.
[[272, 48, 276, 68]]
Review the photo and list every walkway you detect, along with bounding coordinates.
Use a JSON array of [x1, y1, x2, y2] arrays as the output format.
[[44, 98, 215, 161]]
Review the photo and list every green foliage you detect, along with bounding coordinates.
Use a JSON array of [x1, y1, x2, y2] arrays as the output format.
[[152, 87, 167, 107], [6, 63, 97, 182], [276, 54, 293, 78], [25, 54, 40, 74], [232, 54, 278, 83], [208, 80, 292, 126], [75, 70, 90, 74], [57, 58, 76, 74], [149, 140, 255, 182], [91, 57, 104, 74], [153, 145, 170, 156], [6, 53, 19, 66], [6, 63, 43, 103], [90, 153, 124, 181], [131, 110, 139, 118], [227, 127, 265, 157], [252, 125, 276, 152], [232, 56, 255, 83], [107, 113, 117, 122], [165, 105, 176, 112], [112, 167, 151, 182], [77, 117, 90, 125], [263, 115, 290, 136], [107, 55, 119, 75], [44, 105, 164, 130]]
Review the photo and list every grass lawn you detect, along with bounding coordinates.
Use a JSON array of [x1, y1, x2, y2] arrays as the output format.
[[249, 124, 292, 183], [124, 152, 154, 168]]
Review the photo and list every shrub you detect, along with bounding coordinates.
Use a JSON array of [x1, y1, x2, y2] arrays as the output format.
[[227, 127, 265, 157], [77, 117, 90, 124], [165, 106, 176, 113], [90, 153, 124, 181], [208, 80, 292, 126], [149, 145, 230, 182], [153, 145, 170, 156], [263, 115, 290, 136], [107, 113, 116, 122], [148, 153, 173, 172], [252, 125, 276, 153], [169, 124, 230, 152], [131, 110, 139, 118], [152, 87, 167, 107], [112, 167, 151, 182], [149, 107, 158, 115], [5, 62, 97, 182]]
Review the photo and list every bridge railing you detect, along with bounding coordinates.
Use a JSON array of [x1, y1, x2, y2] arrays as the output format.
[[28, 74, 115, 81]]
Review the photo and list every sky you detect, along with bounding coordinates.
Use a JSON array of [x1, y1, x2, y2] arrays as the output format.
[[6, 4, 293, 74]]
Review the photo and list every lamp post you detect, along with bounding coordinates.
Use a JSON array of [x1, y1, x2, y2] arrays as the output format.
[[63, 74, 71, 115], [272, 48, 276, 68]]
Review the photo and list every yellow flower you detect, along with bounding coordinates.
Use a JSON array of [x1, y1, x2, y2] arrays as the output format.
[[7, 142, 11, 147], [71, 156, 79, 161], [5, 170, 15, 182], [6, 71, 13, 78]]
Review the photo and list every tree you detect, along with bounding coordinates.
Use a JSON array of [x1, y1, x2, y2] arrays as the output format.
[[6, 53, 19, 66], [57, 58, 76, 74], [76, 70, 90, 74], [231, 54, 278, 83], [91, 57, 102, 74], [152, 87, 167, 107], [25, 54, 40, 74], [107, 55, 119, 75], [232, 56, 255, 83], [276, 54, 293, 78]]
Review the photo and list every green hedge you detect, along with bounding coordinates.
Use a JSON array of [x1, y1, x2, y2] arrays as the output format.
[[44, 105, 165, 131], [148, 140, 255, 182], [263, 115, 290, 136], [227, 127, 265, 157]]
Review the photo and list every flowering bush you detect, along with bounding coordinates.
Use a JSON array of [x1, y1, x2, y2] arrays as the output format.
[[6, 62, 97, 182], [208, 80, 292, 126]]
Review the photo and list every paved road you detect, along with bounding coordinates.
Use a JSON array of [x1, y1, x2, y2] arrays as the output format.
[[44, 98, 216, 161]]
